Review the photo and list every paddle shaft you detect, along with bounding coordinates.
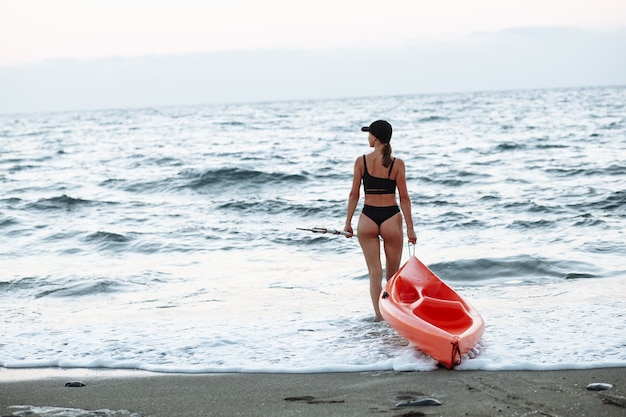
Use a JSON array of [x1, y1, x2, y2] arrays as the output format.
[[297, 227, 351, 237]]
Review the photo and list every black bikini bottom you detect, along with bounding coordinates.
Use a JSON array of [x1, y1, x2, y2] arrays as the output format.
[[362, 205, 400, 227]]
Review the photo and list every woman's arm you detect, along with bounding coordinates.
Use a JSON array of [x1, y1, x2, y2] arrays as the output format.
[[395, 159, 417, 244], [344, 157, 363, 237]]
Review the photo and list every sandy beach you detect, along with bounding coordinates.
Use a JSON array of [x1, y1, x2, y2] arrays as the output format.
[[1, 367, 624, 416]]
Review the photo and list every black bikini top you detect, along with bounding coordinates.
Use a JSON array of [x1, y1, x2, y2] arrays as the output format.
[[362, 155, 396, 195]]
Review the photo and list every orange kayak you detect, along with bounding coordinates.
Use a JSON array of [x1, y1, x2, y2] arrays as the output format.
[[379, 256, 485, 369]]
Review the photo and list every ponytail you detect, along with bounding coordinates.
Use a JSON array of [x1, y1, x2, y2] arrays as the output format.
[[382, 143, 393, 168]]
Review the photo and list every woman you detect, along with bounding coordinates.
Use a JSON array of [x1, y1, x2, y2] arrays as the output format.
[[344, 120, 417, 321]]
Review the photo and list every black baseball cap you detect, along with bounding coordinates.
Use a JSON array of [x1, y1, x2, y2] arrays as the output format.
[[361, 120, 392, 143]]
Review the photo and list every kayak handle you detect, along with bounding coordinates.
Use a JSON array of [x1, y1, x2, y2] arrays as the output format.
[[407, 242, 415, 257], [451, 341, 462, 367]]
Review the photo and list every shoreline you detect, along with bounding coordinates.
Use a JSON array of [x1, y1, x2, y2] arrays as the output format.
[[1, 367, 625, 416]]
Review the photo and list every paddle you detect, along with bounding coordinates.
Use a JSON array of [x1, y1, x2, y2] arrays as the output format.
[[297, 227, 352, 237]]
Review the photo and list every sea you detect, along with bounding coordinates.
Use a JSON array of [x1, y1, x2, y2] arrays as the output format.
[[1, 85, 625, 376]]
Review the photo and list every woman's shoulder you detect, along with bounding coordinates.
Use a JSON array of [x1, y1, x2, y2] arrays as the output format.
[[390, 157, 406, 177], [355, 153, 373, 164], [392, 157, 406, 168], [353, 155, 365, 173]]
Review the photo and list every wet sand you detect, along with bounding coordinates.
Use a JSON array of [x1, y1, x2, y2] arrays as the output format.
[[1, 367, 625, 416]]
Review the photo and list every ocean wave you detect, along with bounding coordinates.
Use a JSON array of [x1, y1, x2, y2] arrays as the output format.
[[214, 121, 247, 127], [113, 168, 309, 194], [279, 233, 355, 254], [217, 198, 343, 218], [495, 142, 526, 152], [570, 213, 608, 227], [432, 211, 488, 229], [580, 240, 626, 254], [598, 190, 626, 212], [0, 214, 19, 228], [1, 275, 136, 299], [84, 231, 130, 242], [137, 156, 184, 167], [545, 166, 625, 178], [12, 129, 49, 138], [83, 231, 132, 251], [601, 119, 625, 130], [24, 195, 103, 211], [567, 190, 626, 214], [0, 276, 39, 293], [415, 169, 491, 187], [43, 230, 83, 243], [127, 237, 228, 255], [534, 143, 568, 150], [34, 278, 129, 299], [418, 176, 472, 187], [7, 163, 39, 173], [181, 168, 308, 191], [418, 115, 449, 123], [507, 219, 557, 230], [429, 255, 603, 283], [501, 200, 568, 215], [605, 164, 626, 176]]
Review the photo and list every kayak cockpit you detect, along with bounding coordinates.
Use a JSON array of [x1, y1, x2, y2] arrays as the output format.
[[413, 297, 474, 334]]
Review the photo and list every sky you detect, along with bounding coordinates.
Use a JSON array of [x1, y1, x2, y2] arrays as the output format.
[[1, 0, 625, 113]]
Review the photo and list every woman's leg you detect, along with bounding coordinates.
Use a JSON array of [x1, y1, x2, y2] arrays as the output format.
[[357, 213, 384, 321], [380, 212, 404, 281]]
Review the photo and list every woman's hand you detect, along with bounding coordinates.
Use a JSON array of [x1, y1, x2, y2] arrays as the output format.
[[344, 224, 354, 238], [407, 228, 417, 245]]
